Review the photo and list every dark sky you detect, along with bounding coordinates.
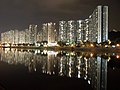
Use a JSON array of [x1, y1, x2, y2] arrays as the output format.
[[0, 0, 120, 33]]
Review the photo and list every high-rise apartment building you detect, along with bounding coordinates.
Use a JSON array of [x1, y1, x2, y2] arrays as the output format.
[[42, 22, 57, 44], [25, 29, 30, 44], [88, 6, 108, 43], [67, 20, 76, 45], [47, 22, 56, 43], [1, 33, 5, 44], [102, 6, 108, 42], [29, 24, 37, 44], [1, 30, 14, 45], [59, 21, 67, 42], [8, 30, 14, 44], [19, 31, 25, 44], [1, 5, 108, 46], [58, 5, 108, 44], [76, 20, 85, 43], [37, 31, 43, 42], [42, 23, 48, 42], [59, 20, 76, 45], [14, 30, 19, 44], [84, 19, 89, 42]]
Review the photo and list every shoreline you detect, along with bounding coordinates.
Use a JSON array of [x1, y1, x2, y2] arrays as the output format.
[[1, 46, 120, 53]]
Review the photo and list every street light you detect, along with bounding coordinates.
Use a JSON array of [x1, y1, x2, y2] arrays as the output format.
[[116, 44, 120, 47], [116, 55, 120, 59], [90, 44, 94, 47]]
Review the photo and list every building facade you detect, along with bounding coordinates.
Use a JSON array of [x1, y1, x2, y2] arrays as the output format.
[[88, 6, 108, 43], [29, 24, 37, 44], [14, 30, 19, 44], [59, 21, 67, 42], [59, 20, 77, 45], [67, 20, 76, 45], [37, 31, 43, 43], [42, 23, 48, 42], [42, 22, 57, 44], [76, 20, 85, 43], [25, 29, 30, 44], [58, 5, 108, 44], [47, 22, 56, 43], [19, 31, 25, 44]]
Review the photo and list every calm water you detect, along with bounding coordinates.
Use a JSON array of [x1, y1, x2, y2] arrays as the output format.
[[0, 48, 120, 90]]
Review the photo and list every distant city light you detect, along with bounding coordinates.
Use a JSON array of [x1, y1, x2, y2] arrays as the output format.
[[116, 44, 120, 47], [107, 57, 111, 62], [43, 44, 47, 47], [116, 55, 120, 59], [47, 42, 58, 46], [43, 50, 47, 54], [90, 53, 94, 57], [108, 39, 111, 44], [90, 44, 94, 47], [88, 80, 91, 84], [47, 51, 58, 56]]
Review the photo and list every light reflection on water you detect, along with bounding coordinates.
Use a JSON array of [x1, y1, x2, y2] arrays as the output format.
[[0, 48, 120, 90]]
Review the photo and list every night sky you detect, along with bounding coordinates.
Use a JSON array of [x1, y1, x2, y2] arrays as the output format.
[[0, 0, 120, 33]]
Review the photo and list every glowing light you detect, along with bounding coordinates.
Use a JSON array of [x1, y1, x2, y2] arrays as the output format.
[[68, 69, 72, 77], [66, 53, 69, 56], [105, 45, 108, 48], [78, 71, 80, 78], [112, 45, 115, 48], [71, 44, 74, 47], [90, 53, 93, 57], [116, 55, 120, 59], [34, 68, 36, 71], [70, 52, 75, 56], [4, 48, 10, 53], [90, 44, 94, 47], [53, 72, 55, 74], [116, 44, 120, 47], [47, 42, 58, 46], [4, 43, 10, 47], [43, 44, 47, 47], [108, 39, 111, 44], [108, 57, 111, 62], [43, 50, 47, 54], [84, 77, 87, 80], [88, 80, 90, 84], [47, 51, 58, 56], [35, 50, 40, 54], [84, 57, 88, 61]]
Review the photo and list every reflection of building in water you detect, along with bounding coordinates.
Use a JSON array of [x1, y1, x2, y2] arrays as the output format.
[[0, 49, 37, 72], [1, 48, 17, 64], [87, 55, 107, 90], [0, 49, 108, 90], [46, 51, 58, 75], [59, 55, 76, 77], [57, 52, 89, 79]]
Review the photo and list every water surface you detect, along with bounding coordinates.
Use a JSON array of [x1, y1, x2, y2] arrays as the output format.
[[0, 48, 120, 90]]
